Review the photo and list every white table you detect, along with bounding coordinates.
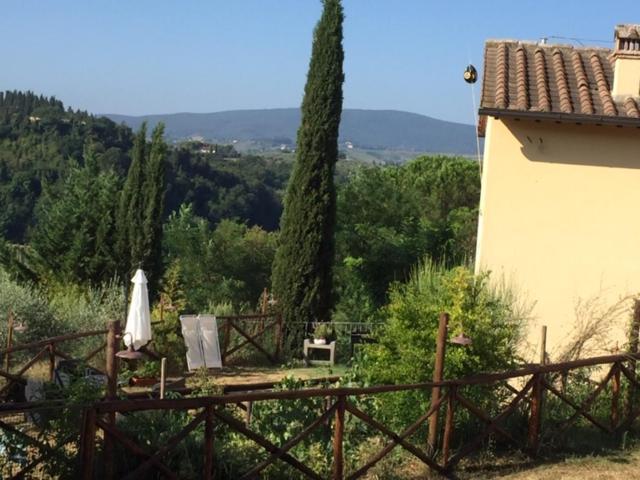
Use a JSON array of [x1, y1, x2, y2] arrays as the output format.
[[303, 339, 336, 366]]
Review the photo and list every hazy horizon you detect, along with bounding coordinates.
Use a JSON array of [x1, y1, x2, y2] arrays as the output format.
[[2, 1, 637, 124]]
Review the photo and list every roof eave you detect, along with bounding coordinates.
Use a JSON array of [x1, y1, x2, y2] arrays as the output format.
[[478, 108, 640, 129]]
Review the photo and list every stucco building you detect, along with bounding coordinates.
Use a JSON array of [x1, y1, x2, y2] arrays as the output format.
[[475, 25, 640, 359]]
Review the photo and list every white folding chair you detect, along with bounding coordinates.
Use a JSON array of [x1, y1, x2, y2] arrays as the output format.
[[180, 315, 205, 371]]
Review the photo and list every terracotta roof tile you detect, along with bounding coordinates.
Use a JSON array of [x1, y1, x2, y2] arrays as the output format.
[[533, 48, 551, 112], [479, 40, 640, 135]]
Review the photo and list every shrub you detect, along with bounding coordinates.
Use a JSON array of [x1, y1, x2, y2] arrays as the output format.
[[353, 261, 529, 428]]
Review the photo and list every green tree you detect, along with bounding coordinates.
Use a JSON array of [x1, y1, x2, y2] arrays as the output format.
[[142, 123, 167, 292], [272, 0, 344, 331], [116, 122, 147, 277], [29, 144, 120, 284], [335, 155, 480, 305], [164, 205, 277, 311], [116, 122, 167, 293]]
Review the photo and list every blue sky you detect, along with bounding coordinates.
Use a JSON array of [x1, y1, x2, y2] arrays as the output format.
[[1, 1, 637, 124]]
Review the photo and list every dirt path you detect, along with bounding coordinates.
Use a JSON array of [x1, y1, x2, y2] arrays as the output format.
[[458, 449, 640, 480]]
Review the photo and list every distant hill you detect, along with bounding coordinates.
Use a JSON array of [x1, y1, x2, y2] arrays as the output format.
[[104, 108, 478, 156]]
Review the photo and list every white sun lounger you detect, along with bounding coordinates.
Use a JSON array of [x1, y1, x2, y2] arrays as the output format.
[[180, 314, 222, 371], [199, 315, 222, 368]]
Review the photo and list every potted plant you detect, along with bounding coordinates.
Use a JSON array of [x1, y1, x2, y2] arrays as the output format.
[[313, 323, 332, 345], [130, 360, 160, 387]]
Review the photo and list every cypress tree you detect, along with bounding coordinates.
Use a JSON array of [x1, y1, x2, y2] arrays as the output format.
[[115, 122, 167, 294], [116, 122, 147, 278], [141, 122, 167, 294], [272, 0, 344, 331]]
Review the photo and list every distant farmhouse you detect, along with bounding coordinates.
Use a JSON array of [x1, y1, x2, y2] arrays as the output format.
[[475, 25, 640, 358]]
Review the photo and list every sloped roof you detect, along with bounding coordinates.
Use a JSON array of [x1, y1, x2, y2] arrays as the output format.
[[478, 40, 640, 136]]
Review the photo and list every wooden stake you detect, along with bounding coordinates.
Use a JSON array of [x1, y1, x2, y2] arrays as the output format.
[[442, 387, 456, 466], [428, 312, 449, 452], [5, 310, 13, 373], [611, 363, 621, 429], [332, 395, 345, 480], [626, 300, 640, 424], [79, 408, 97, 480], [527, 373, 542, 455], [104, 320, 120, 480], [160, 357, 167, 400], [204, 405, 215, 479], [539, 325, 547, 365], [48, 343, 55, 382]]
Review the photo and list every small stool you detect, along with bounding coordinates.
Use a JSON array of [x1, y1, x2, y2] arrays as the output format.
[[303, 339, 336, 366]]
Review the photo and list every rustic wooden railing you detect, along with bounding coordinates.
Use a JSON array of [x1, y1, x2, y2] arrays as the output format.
[[65, 351, 640, 479], [217, 313, 283, 365], [0, 323, 637, 478], [0, 329, 109, 400]]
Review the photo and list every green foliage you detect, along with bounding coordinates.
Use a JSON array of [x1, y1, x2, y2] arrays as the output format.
[[250, 376, 333, 477], [313, 322, 332, 340], [151, 263, 188, 371], [164, 205, 277, 311], [0, 268, 123, 354], [0, 268, 58, 345], [115, 122, 167, 294], [335, 155, 480, 306], [0, 90, 132, 243], [29, 144, 121, 285], [272, 0, 345, 330], [164, 146, 287, 231], [354, 262, 527, 428], [142, 123, 167, 292], [133, 360, 160, 378]]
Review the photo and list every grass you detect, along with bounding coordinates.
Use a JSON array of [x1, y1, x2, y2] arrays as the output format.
[[458, 448, 640, 479]]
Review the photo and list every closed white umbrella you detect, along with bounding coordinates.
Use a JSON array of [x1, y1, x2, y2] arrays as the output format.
[[124, 269, 152, 350]]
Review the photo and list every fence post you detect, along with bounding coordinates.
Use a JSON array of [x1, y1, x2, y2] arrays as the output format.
[[527, 372, 542, 455], [5, 309, 14, 372], [612, 362, 621, 429], [442, 386, 456, 467], [428, 312, 448, 453], [79, 407, 97, 480], [275, 312, 283, 361], [104, 320, 120, 480], [626, 300, 640, 425], [204, 404, 215, 479], [332, 395, 346, 480], [48, 343, 55, 381]]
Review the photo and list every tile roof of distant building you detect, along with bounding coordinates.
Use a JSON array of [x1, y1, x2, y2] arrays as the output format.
[[478, 39, 640, 136]]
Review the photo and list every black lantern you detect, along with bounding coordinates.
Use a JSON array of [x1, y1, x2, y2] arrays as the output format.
[[463, 64, 478, 84]]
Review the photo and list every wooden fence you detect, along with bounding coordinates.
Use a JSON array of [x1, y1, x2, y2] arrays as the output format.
[[0, 329, 109, 401], [217, 314, 283, 365], [1, 320, 639, 478], [66, 351, 640, 479]]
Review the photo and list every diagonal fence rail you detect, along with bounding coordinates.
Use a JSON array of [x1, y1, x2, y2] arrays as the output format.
[[0, 345, 638, 478]]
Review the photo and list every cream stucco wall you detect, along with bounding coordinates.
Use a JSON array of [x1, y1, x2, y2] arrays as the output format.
[[475, 117, 640, 360], [612, 57, 640, 98]]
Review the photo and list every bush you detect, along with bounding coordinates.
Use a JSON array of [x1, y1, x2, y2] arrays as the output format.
[[0, 269, 123, 357], [0, 268, 60, 345], [353, 261, 529, 428]]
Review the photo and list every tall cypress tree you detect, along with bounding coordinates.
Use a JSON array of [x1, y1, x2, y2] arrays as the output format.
[[116, 122, 167, 294], [272, 0, 344, 330], [141, 123, 167, 294], [116, 122, 147, 278]]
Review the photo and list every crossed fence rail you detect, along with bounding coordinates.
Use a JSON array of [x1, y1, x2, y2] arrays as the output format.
[[1, 321, 639, 478], [68, 351, 640, 479]]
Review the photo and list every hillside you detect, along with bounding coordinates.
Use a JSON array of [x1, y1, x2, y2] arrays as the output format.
[[105, 108, 478, 156]]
